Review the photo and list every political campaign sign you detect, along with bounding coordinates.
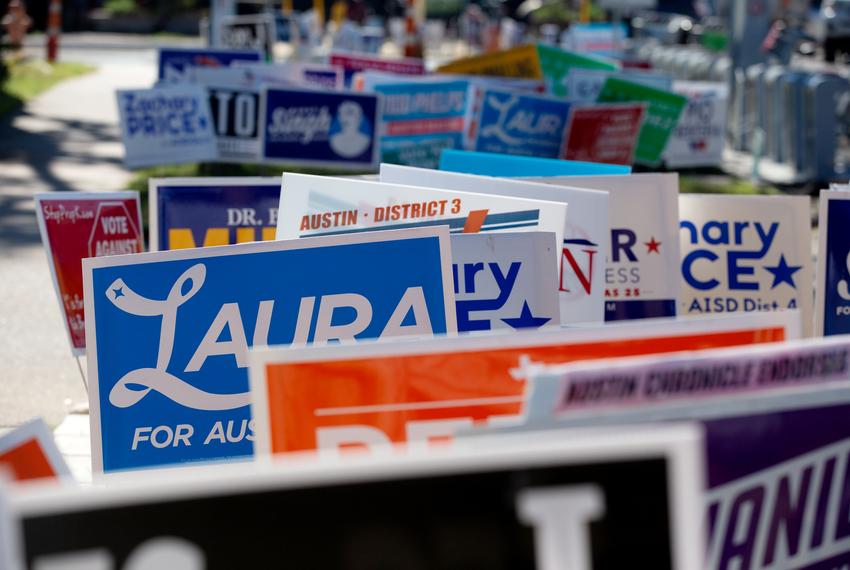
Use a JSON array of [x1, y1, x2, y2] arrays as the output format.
[[528, 174, 680, 322], [565, 69, 673, 105], [34, 192, 144, 354], [380, 164, 609, 324], [234, 62, 344, 90], [248, 311, 795, 459], [276, 173, 568, 254], [597, 77, 687, 166], [436, 44, 543, 78], [148, 177, 280, 252], [439, 148, 631, 177], [116, 85, 218, 169], [329, 51, 425, 88], [473, 88, 571, 159], [188, 67, 263, 163], [217, 14, 275, 59], [679, 194, 813, 336], [817, 190, 850, 336], [524, 335, 842, 420], [373, 79, 471, 168], [450, 232, 560, 332], [663, 82, 729, 169], [0, 419, 71, 482], [9, 426, 704, 570], [562, 103, 645, 165], [157, 47, 262, 83], [507, 348, 850, 570], [535, 44, 620, 98], [261, 87, 380, 169], [560, 23, 628, 54], [82, 226, 456, 473]]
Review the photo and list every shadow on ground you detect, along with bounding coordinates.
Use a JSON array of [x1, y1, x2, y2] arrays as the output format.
[[0, 108, 124, 249]]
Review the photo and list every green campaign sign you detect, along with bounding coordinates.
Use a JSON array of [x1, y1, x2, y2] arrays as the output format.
[[597, 77, 687, 165], [536, 44, 618, 97]]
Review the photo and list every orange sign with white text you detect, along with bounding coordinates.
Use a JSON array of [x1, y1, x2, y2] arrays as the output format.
[[0, 419, 70, 482], [252, 314, 797, 456]]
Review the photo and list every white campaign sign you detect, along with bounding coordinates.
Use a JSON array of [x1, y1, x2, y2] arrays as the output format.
[[116, 84, 218, 169], [450, 232, 561, 332], [525, 174, 680, 322], [381, 164, 608, 324], [276, 174, 569, 265], [663, 82, 729, 169], [679, 194, 813, 336]]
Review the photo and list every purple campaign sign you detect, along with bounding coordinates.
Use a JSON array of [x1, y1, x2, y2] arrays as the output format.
[[704, 396, 850, 570]]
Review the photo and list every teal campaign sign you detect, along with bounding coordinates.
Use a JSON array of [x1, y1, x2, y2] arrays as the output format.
[[439, 149, 631, 177], [83, 227, 456, 473]]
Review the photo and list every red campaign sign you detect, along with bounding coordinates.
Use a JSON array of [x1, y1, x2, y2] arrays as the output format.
[[35, 193, 143, 354], [329, 52, 425, 75], [562, 103, 646, 166]]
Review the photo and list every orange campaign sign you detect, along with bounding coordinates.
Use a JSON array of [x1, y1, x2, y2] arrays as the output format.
[[0, 419, 71, 482], [250, 312, 800, 457]]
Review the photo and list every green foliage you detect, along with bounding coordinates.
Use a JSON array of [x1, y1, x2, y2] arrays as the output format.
[[103, 0, 138, 15], [0, 60, 94, 118], [680, 176, 780, 195]]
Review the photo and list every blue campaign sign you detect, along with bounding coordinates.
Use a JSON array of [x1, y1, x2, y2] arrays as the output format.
[[83, 227, 456, 473], [149, 178, 280, 251], [158, 47, 263, 82], [261, 87, 380, 169], [819, 192, 850, 335], [473, 89, 572, 159], [439, 149, 632, 177], [374, 80, 470, 169]]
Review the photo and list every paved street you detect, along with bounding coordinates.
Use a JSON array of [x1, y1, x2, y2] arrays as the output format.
[[0, 38, 158, 430]]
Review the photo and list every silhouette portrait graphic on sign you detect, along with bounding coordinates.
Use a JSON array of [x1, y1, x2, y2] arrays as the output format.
[[330, 101, 371, 158]]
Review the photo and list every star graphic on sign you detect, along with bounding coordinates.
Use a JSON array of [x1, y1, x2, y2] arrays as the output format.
[[645, 236, 662, 254], [764, 255, 802, 289], [112, 286, 125, 299], [501, 302, 551, 330]]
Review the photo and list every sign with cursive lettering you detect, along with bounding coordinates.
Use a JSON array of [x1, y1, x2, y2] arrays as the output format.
[[473, 88, 572, 159], [260, 87, 380, 169], [35, 192, 144, 354], [83, 226, 456, 473]]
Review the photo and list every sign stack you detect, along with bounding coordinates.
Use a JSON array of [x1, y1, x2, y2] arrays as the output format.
[[6, 32, 849, 570]]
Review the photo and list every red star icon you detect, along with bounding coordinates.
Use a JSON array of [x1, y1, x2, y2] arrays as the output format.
[[645, 236, 662, 254]]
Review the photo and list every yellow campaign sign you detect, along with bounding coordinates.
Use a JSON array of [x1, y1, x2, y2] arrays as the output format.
[[436, 45, 542, 79]]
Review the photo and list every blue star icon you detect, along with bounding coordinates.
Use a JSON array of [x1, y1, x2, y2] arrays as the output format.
[[764, 255, 802, 289], [112, 286, 125, 299], [501, 301, 551, 330]]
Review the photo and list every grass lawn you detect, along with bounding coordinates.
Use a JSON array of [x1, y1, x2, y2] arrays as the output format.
[[679, 175, 780, 195], [0, 58, 95, 118]]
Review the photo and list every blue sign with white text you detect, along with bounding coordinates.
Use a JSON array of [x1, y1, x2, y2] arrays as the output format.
[[439, 149, 632, 177], [824, 199, 850, 335], [85, 229, 453, 472], [374, 80, 470, 169], [474, 89, 571, 159], [152, 181, 280, 251], [262, 87, 379, 169], [158, 48, 263, 82]]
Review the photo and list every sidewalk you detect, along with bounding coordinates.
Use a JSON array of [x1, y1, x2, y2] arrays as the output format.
[[0, 52, 155, 438]]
